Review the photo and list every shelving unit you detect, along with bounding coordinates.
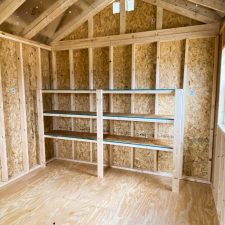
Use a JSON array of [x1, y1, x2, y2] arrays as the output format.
[[39, 88, 184, 192]]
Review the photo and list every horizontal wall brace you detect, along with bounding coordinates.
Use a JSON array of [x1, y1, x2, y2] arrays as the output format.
[[51, 23, 219, 51]]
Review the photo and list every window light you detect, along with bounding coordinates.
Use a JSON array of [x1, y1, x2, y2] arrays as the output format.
[[113, 0, 134, 14]]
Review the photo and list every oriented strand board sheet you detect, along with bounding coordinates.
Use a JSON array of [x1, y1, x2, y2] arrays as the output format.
[[23, 45, 39, 168], [63, 22, 88, 41], [0, 39, 23, 177], [134, 43, 157, 170], [126, 0, 156, 33], [163, 9, 202, 29], [56, 51, 72, 159], [183, 38, 215, 179], [158, 40, 185, 172], [41, 49, 54, 160], [93, 3, 120, 37]]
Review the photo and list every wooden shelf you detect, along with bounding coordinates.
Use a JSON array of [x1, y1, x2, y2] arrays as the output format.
[[42, 89, 96, 94], [44, 130, 173, 152], [43, 110, 174, 123]]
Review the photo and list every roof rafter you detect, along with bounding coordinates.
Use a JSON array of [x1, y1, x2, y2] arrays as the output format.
[[188, 0, 225, 14], [143, 0, 221, 23], [23, 0, 79, 39], [0, 0, 26, 25], [50, 0, 114, 43]]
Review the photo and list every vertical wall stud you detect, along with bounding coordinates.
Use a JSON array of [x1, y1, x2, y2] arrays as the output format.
[[120, 0, 126, 34], [69, 49, 75, 160], [36, 47, 46, 167], [16, 42, 29, 172], [154, 41, 160, 171], [0, 64, 8, 181], [88, 17, 94, 163], [156, 7, 163, 30], [172, 89, 184, 192], [208, 36, 219, 182], [51, 51, 58, 157], [130, 44, 136, 169], [109, 46, 114, 166], [97, 89, 104, 178]]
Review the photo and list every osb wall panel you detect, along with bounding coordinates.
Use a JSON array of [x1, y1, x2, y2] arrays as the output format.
[[23, 45, 39, 168], [134, 43, 156, 170], [56, 51, 73, 159], [158, 40, 185, 172], [184, 38, 215, 179], [41, 49, 54, 161], [163, 10, 202, 29], [126, 0, 156, 33], [112, 45, 132, 167], [0, 39, 23, 177], [73, 49, 91, 161], [63, 22, 88, 41], [93, 3, 120, 37]]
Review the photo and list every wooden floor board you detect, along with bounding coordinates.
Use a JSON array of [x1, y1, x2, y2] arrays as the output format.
[[0, 160, 218, 225]]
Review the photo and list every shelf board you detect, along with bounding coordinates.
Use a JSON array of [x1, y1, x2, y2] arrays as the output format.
[[102, 89, 175, 94], [42, 89, 96, 94], [44, 130, 173, 152], [43, 110, 174, 123]]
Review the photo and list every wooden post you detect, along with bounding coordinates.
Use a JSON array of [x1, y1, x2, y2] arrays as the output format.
[[109, 46, 114, 166], [156, 7, 163, 30], [51, 51, 58, 157], [36, 47, 46, 167], [0, 64, 8, 181], [88, 17, 94, 162], [172, 89, 184, 192], [16, 42, 29, 172], [97, 89, 104, 178], [208, 36, 219, 182], [69, 49, 75, 160], [154, 41, 160, 171], [130, 44, 136, 168], [120, 0, 126, 34]]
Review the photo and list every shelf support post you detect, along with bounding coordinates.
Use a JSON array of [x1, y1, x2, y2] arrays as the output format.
[[172, 89, 184, 192], [97, 89, 104, 178]]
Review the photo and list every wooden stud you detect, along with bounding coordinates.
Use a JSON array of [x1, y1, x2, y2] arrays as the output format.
[[154, 41, 161, 172], [97, 90, 104, 178], [208, 36, 219, 182], [120, 0, 126, 34], [36, 48, 46, 167], [172, 89, 184, 192], [69, 49, 75, 160], [16, 43, 29, 172], [109, 46, 114, 167], [156, 7, 163, 30], [130, 44, 136, 169], [88, 17, 94, 163], [51, 51, 58, 157], [0, 64, 8, 181]]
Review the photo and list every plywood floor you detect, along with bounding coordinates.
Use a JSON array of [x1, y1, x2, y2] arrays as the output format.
[[0, 160, 218, 225]]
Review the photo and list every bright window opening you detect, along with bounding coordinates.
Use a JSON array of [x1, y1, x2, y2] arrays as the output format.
[[113, 0, 134, 14]]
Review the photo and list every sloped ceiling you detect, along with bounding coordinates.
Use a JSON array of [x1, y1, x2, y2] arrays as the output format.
[[0, 0, 224, 44]]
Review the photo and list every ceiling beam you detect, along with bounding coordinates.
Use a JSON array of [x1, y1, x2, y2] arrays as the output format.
[[143, 0, 221, 23], [0, 0, 26, 25], [23, 0, 78, 39], [50, 0, 114, 43], [188, 0, 225, 14]]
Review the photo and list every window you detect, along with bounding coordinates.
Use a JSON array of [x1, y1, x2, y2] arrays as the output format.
[[113, 0, 134, 14]]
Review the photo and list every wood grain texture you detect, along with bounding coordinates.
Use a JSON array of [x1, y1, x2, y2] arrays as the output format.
[[0, 160, 219, 225]]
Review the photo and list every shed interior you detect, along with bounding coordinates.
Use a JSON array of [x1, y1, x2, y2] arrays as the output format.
[[0, 0, 225, 224]]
